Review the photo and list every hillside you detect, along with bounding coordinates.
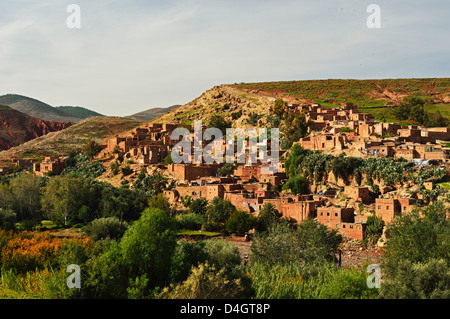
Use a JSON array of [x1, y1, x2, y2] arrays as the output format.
[[0, 116, 142, 164], [152, 78, 450, 127], [0, 105, 73, 151], [127, 105, 181, 121], [0, 94, 102, 123], [55, 106, 104, 119]]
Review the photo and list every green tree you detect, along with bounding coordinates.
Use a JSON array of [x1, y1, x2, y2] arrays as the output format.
[[0, 208, 17, 230], [282, 174, 309, 195], [41, 176, 86, 226], [225, 210, 257, 235], [365, 214, 385, 245], [189, 198, 208, 215], [82, 217, 128, 241], [380, 259, 450, 299], [217, 163, 236, 177], [271, 99, 285, 118], [251, 219, 343, 265], [204, 197, 236, 232], [255, 203, 282, 233], [119, 208, 177, 290], [147, 193, 172, 216], [82, 139, 103, 161], [380, 201, 450, 299], [8, 173, 44, 222], [208, 115, 232, 135]]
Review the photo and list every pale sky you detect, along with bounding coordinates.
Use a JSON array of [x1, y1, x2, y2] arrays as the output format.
[[0, 0, 449, 116]]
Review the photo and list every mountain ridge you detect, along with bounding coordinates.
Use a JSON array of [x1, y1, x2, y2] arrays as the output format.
[[0, 94, 102, 123]]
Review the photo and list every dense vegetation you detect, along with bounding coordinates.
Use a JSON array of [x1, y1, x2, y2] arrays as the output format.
[[282, 144, 447, 195], [0, 162, 449, 299]]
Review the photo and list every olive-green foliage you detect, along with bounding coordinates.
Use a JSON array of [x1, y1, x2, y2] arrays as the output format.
[[393, 96, 449, 127], [380, 201, 450, 299], [176, 213, 205, 230], [82, 139, 102, 160], [217, 163, 236, 177], [0, 173, 44, 223], [255, 203, 282, 233], [62, 154, 106, 179], [251, 219, 342, 265], [249, 261, 377, 299], [169, 239, 208, 283], [189, 198, 208, 215], [364, 214, 385, 245], [158, 262, 248, 299], [147, 193, 172, 215], [119, 208, 177, 289], [203, 239, 241, 271], [208, 114, 232, 135], [0, 208, 16, 231], [381, 259, 450, 299], [281, 174, 308, 195], [82, 217, 128, 241], [225, 210, 257, 235], [284, 144, 411, 187], [204, 197, 236, 232]]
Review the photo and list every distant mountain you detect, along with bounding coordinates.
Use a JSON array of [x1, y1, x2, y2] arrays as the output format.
[[55, 106, 104, 119], [127, 105, 181, 122], [0, 94, 102, 123], [0, 104, 73, 151]]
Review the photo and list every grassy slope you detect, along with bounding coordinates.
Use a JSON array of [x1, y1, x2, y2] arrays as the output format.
[[231, 78, 450, 124], [55, 106, 104, 119]]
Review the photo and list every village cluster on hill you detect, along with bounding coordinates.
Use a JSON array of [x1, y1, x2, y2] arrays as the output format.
[[9, 102, 448, 244]]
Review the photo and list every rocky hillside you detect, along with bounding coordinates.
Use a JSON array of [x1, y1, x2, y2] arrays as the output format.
[[0, 105, 73, 151], [152, 78, 450, 127], [152, 85, 275, 128]]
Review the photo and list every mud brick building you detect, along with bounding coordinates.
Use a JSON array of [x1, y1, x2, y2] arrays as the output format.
[[168, 163, 221, 182], [33, 156, 66, 176], [317, 206, 366, 241], [344, 186, 373, 204], [375, 197, 417, 224]]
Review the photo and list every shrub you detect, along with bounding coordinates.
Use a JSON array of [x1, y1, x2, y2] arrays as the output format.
[[158, 262, 247, 299], [225, 210, 256, 235], [176, 213, 205, 230], [82, 217, 128, 241], [0, 208, 17, 231]]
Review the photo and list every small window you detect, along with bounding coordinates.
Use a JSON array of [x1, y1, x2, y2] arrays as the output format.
[[350, 225, 353, 229], [342, 224, 346, 228], [335, 213, 338, 217], [386, 206, 389, 210], [320, 212, 323, 216], [327, 212, 330, 216], [378, 205, 381, 210]]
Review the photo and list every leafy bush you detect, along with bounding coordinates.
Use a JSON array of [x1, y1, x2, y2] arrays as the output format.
[[82, 217, 128, 241], [225, 210, 256, 235], [176, 213, 205, 230], [0, 209, 17, 231]]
